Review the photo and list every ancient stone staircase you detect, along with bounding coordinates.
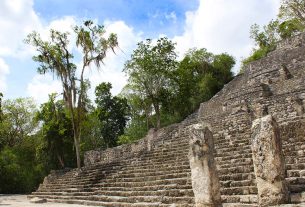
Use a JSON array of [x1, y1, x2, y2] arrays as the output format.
[[28, 123, 196, 206], [212, 113, 258, 205], [29, 33, 305, 206]]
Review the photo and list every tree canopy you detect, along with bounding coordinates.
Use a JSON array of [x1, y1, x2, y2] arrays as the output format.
[[124, 37, 177, 129], [121, 47, 234, 142], [95, 83, 130, 148], [0, 98, 37, 149]]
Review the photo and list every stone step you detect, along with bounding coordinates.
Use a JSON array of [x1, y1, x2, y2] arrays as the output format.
[[215, 139, 251, 147], [221, 195, 257, 204], [125, 158, 190, 167], [220, 186, 257, 195], [116, 168, 191, 178], [222, 203, 257, 207], [291, 191, 305, 204], [39, 177, 192, 190], [119, 164, 190, 175], [216, 153, 253, 162], [44, 172, 191, 187], [34, 188, 194, 197], [215, 149, 252, 158], [42, 167, 192, 188], [217, 159, 253, 169], [33, 184, 192, 194], [220, 179, 256, 188], [138, 149, 189, 156], [217, 158, 253, 166], [96, 177, 191, 188], [29, 194, 195, 204], [287, 177, 305, 185], [219, 172, 255, 182], [51, 162, 191, 184], [286, 163, 305, 170], [36, 186, 193, 194], [121, 161, 190, 171], [44, 198, 194, 207], [287, 170, 302, 178], [290, 185, 305, 193], [218, 165, 254, 175], [216, 145, 251, 154]]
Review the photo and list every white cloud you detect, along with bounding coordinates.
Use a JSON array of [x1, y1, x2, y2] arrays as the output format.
[[0, 0, 41, 58], [0, 58, 10, 93], [0, 0, 42, 95], [27, 74, 62, 104], [84, 20, 142, 98], [173, 0, 281, 72], [38, 16, 77, 47]]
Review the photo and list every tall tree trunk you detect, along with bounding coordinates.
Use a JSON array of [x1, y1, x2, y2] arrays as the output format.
[[153, 102, 161, 130], [145, 108, 149, 130], [73, 132, 81, 169], [57, 154, 65, 169], [67, 95, 81, 169]]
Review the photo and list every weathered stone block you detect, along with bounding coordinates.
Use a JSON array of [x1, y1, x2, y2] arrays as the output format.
[[251, 115, 289, 206], [189, 123, 222, 207]]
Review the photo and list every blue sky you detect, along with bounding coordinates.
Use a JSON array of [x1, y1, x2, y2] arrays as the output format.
[[34, 0, 199, 37], [0, 0, 280, 104]]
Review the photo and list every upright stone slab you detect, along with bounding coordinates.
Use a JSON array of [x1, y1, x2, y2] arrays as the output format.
[[188, 123, 222, 207], [251, 115, 289, 206]]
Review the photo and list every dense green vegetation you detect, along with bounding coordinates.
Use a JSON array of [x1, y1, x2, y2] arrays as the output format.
[[242, 0, 305, 69], [121, 45, 234, 142], [95, 83, 130, 148]]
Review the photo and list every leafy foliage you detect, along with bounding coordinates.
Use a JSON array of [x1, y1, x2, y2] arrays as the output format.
[[170, 49, 235, 119], [124, 37, 177, 129], [0, 98, 37, 149], [95, 83, 130, 148], [241, 0, 305, 70], [0, 145, 43, 193], [242, 21, 280, 67], [0, 98, 44, 193], [122, 48, 234, 142], [279, 0, 305, 27], [36, 94, 75, 169]]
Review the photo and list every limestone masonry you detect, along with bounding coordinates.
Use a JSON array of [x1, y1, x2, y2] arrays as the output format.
[[29, 33, 305, 206]]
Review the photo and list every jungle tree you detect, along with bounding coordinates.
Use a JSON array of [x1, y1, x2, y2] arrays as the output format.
[[36, 94, 74, 169], [124, 37, 177, 129], [25, 20, 118, 168], [95, 82, 130, 148]]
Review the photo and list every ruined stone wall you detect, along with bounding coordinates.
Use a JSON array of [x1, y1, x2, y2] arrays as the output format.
[[84, 112, 198, 166]]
